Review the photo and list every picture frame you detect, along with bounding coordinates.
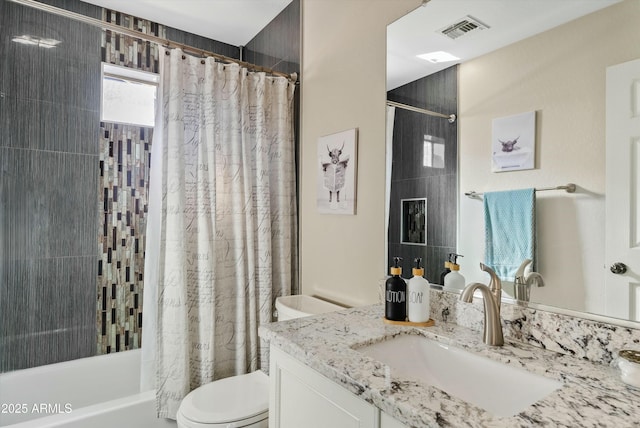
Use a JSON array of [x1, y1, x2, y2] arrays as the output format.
[[491, 111, 536, 172], [316, 128, 358, 215], [400, 198, 427, 246]]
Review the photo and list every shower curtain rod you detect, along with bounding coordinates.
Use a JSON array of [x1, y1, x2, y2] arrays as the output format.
[[387, 100, 457, 123], [8, 0, 298, 83]]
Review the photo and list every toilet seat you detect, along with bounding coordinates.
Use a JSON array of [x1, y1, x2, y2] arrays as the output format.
[[177, 371, 269, 428]]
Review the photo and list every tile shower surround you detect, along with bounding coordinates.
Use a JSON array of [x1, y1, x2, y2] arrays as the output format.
[[0, 0, 103, 372], [244, 0, 300, 76], [0, 0, 300, 371], [387, 66, 458, 284], [97, 123, 152, 354], [97, 8, 163, 355]]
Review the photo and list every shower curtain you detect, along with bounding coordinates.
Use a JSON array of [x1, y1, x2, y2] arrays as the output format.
[[142, 48, 297, 419], [385, 105, 395, 270]]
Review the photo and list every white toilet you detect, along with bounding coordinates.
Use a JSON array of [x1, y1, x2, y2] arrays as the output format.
[[274, 294, 343, 321], [176, 295, 342, 428]]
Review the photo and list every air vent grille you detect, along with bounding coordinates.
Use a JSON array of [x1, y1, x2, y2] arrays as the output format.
[[439, 15, 489, 40]]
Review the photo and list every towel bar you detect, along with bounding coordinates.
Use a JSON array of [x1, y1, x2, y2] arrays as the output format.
[[465, 183, 576, 198]]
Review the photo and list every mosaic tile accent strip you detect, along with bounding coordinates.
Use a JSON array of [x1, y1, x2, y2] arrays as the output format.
[[97, 123, 152, 354], [97, 9, 162, 354], [101, 9, 165, 72]]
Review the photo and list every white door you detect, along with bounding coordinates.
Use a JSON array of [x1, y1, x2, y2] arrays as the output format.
[[605, 58, 640, 321]]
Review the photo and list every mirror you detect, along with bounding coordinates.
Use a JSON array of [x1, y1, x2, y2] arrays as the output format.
[[386, 0, 640, 323]]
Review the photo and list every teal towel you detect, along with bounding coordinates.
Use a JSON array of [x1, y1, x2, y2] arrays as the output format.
[[484, 188, 536, 281]]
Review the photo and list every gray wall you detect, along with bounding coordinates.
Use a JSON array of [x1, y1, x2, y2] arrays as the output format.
[[244, 0, 300, 76], [245, 0, 301, 296], [166, 26, 239, 59], [245, 0, 301, 159], [387, 66, 458, 284], [0, 0, 267, 372], [0, 0, 103, 371]]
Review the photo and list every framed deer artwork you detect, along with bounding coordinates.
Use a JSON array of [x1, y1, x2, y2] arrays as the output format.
[[316, 128, 358, 215], [491, 111, 536, 172]]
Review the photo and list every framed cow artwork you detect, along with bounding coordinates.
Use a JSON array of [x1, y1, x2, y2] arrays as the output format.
[[316, 128, 358, 215], [491, 111, 536, 172]]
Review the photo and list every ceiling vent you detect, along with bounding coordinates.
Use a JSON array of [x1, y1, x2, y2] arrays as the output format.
[[438, 15, 489, 40]]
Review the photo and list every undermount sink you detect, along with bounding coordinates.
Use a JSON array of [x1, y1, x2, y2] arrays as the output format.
[[356, 334, 562, 417]]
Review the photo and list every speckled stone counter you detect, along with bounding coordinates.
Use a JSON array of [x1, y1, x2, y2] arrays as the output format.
[[259, 303, 640, 428]]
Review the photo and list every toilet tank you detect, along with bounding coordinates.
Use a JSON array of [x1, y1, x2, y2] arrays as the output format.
[[275, 295, 343, 321]]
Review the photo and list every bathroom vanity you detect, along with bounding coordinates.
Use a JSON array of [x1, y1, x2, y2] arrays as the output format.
[[259, 297, 640, 427]]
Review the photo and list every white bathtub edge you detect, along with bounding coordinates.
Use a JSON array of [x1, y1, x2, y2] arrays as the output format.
[[5, 391, 157, 428]]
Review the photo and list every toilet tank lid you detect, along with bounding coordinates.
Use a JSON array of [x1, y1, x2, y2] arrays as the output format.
[[179, 371, 269, 424], [276, 295, 343, 317]]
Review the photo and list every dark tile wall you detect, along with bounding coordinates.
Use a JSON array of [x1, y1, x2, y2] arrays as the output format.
[[166, 27, 239, 60], [244, 0, 300, 75], [0, 0, 102, 372], [387, 66, 458, 284], [0, 0, 252, 372], [36, 0, 102, 17], [245, 0, 300, 296]]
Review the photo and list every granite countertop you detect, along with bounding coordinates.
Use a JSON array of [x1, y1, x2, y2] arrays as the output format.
[[259, 304, 640, 428]]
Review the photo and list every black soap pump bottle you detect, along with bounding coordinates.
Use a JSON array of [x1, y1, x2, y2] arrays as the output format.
[[385, 257, 407, 321], [439, 253, 453, 286]]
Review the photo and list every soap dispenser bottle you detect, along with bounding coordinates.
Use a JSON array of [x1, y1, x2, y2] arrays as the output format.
[[407, 257, 430, 323], [439, 254, 452, 285], [385, 257, 406, 321], [444, 253, 466, 291]]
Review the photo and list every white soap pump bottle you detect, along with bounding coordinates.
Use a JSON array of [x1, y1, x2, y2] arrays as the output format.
[[407, 257, 430, 323], [444, 253, 466, 292]]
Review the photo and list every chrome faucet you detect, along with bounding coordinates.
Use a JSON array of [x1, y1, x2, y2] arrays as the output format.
[[481, 262, 502, 309], [513, 259, 544, 302], [460, 263, 504, 346]]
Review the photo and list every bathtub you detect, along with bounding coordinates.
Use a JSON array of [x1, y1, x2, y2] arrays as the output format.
[[0, 349, 175, 428]]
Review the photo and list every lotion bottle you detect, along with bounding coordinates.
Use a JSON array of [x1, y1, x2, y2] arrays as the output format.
[[444, 253, 466, 292], [407, 257, 430, 323], [439, 254, 452, 285], [385, 257, 406, 321]]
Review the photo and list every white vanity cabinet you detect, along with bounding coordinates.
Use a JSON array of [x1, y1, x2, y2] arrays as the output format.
[[269, 346, 409, 428], [381, 412, 409, 428], [269, 346, 377, 427]]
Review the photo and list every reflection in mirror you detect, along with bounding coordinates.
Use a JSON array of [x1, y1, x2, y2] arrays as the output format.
[[386, 0, 640, 323], [386, 65, 458, 284], [424, 135, 445, 169], [401, 198, 427, 246]]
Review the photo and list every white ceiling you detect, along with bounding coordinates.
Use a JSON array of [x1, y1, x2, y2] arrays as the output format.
[[387, 0, 622, 90], [81, 0, 292, 47], [80, 0, 621, 89]]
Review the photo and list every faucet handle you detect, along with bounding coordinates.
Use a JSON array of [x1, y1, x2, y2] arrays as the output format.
[[479, 263, 501, 290], [514, 259, 532, 281], [513, 260, 544, 303], [525, 272, 544, 288], [479, 263, 502, 309], [514, 259, 544, 287]]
